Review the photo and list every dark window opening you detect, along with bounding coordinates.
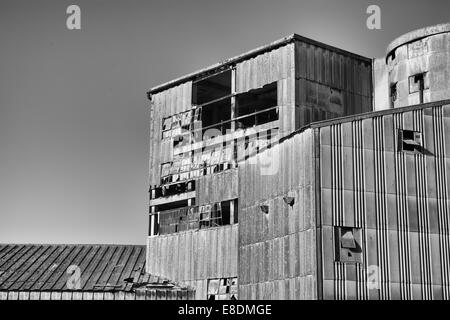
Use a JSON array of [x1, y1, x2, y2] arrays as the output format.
[[335, 226, 362, 263], [220, 200, 231, 225], [201, 98, 232, 136], [193, 70, 232, 106], [390, 83, 397, 106], [398, 129, 423, 153], [236, 82, 278, 129], [156, 200, 189, 212], [153, 179, 195, 199]]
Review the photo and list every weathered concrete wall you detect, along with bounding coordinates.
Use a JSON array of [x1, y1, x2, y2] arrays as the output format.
[[373, 57, 390, 111]]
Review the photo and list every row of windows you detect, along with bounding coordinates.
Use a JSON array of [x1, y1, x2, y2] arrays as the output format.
[[154, 199, 238, 236], [161, 69, 278, 143], [159, 128, 279, 187]]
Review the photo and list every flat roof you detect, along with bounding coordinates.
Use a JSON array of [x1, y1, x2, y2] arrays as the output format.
[[148, 34, 372, 96]]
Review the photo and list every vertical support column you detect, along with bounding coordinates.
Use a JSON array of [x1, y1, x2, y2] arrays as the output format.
[[231, 68, 236, 131], [149, 206, 158, 237], [230, 68, 237, 168]]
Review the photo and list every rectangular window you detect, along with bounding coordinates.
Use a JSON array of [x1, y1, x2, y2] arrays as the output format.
[[236, 82, 278, 129], [398, 129, 423, 153], [334, 226, 362, 263], [409, 72, 429, 104], [156, 198, 238, 235], [192, 69, 232, 106]]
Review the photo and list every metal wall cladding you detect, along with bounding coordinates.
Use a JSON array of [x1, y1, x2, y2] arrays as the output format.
[[295, 41, 373, 128], [197, 169, 239, 206], [149, 82, 192, 186], [389, 32, 450, 108], [238, 130, 317, 299], [146, 224, 238, 300], [235, 43, 295, 94], [319, 103, 450, 300], [236, 43, 296, 138]]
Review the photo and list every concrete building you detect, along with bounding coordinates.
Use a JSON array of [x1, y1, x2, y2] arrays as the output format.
[[374, 23, 450, 110], [146, 24, 450, 300]]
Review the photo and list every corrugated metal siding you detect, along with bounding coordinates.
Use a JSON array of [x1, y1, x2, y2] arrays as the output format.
[[196, 169, 239, 205], [149, 82, 192, 186], [238, 130, 317, 299], [146, 224, 238, 300], [236, 43, 295, 138], [318, 103, 450, 300], [0, 244, 193, 300], [295, 41, 372, 128]]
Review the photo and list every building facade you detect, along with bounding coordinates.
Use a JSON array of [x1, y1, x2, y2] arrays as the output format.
[[146, 24, 450, 300]]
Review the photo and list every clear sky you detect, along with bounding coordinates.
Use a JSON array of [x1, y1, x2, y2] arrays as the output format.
[[0, 0, 449, 245]]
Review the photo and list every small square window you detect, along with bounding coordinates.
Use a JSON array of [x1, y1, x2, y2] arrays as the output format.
[[409, 73, 429, 94], [398, 129, 423, 153], [335, 227, 362, 263]]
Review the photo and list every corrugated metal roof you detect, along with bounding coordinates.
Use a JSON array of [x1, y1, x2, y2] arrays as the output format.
[[0, 244, 186, 293]]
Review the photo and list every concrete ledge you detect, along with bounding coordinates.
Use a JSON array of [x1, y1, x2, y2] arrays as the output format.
[[387, 23, 450, 57]]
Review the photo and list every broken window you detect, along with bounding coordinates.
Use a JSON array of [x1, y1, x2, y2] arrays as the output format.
[[192, 70, 232, 106], [236, 82, 278, 129], [207, 277, 238, 300], [173, 132, 191, 148], [162, 117, 172, 131], [390, 83, 397, 106], [181, 110, 193, 128], [335, 227, 362, 263], [398, 129, 423, 153], [156, 198, 238, 235], [201, 98, 232, 136]]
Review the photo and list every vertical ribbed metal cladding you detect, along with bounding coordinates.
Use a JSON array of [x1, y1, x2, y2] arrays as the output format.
[[413, 109, 433, 299], [331, 123, 345, 299], [314, 127, 324, 300], [393, 112, 412, 299], [433, 106, 450, 299], [374, 116, 391, 299], [353, 119, 368, 299]]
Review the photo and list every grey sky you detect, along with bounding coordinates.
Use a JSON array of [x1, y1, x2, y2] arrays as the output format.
[[0, 0, 449, 245]]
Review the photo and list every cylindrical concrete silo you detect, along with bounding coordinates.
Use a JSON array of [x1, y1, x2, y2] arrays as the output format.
[[386, 23, 450, 108]]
